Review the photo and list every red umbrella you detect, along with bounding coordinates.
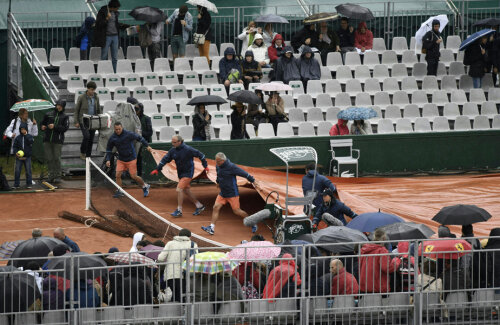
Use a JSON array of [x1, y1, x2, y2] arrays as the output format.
[[418, 239, 472, 260]]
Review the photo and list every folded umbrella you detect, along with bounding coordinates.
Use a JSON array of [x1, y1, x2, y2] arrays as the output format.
[[459, 29, 496, 51], [432, 204, 492, 225], [228, 90, 262, 105], [414, 15, 448, 48], [187, 95, 227, 106], [256, 82, 292, 92], [335, 4, 374, 21], [9, 237, 67, 269], [337, 107, 377, 120], [255, 14, 289, 24], [186, 0, 218, 14], [346, 211, 404, 233], [227, 241, 281, 261], [311, 226, 367, 253], [47, 252, 108, 281], [129, 6, 165, 24], [0, 267, 41, 313], [418, 239, 472, 260], [183, 251, 238, 274], [473, 18, 500, 27], [303, 12, 339, 25], [377, 222, 435, 241]]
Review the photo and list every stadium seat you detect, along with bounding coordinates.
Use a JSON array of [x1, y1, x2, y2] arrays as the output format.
[[492, 115, 500, 129], [385, 105, 402, 122], [439, 49, 455, 68], [201, 71, 219, 87], [78, 60, 96, 79], [441, 75, 458, 93], [355, 93, 372, 107], [454, 115, 471, 130], [411, 90, 428, 108], [393, 90, 410, 106], [306, 107, 324, 126], [209, 85, 226, 99], [141, 72, 159, 91], [132, 86, 150, 101], [210, 112, 229, 129], [288, 80, 304, 99], [97, 87, 111, 105], [276, 122, 295, 137], [402, 104, 420, 122], [382, 77, 400, 95], [135, 58, 153, 76], [401, 50, 418, 68], [481, 101, 498, 118], [192, 86, 208, 97], [320, 66, 332, 83], [373, 91, 391, 110], [161, 71, 180, 90], [95, 61, 113, 80], [488, 88, 500, 104], [401, 76, 418, 92], [450, 89, 468, 106], [192, 57, 210, 73], [298, 122, 315, 137], [370, 106, 383, 125], [117, 59, 133, 75], [335, 66, 353, 84], [431, 90, 449, 106], [154, 58, 170, 72], [432, 116, 451, 131], [296, 94, 314, 110], [246, 124, 257, 139], [113, 87, 130, 102], [375, 119, 394, 134], [102, 100, 118, 113], [363, 51, 380, 69], [159, 99, 177, 114], [261, 68, 273, 82], [141, 100, 158, 115], [444, 103, 460, 120], [33, 48, 50, 67], [382, 50, 398, 67], [316, 93, 333, 108], [210, 56, 222, 73], [364, 78, 381, 95], [126, 46, 143, 62], [68, 47, 80, 63], [391, 63, 408, 82], [459, 75, 473, 92], [185, 44, 197, 59], [326, 107, 341, 121], [171, 85, 188, 103], [168, 112, 187, 131], [182, 71, 201, 90], [151, 113, 168, 133], [422, 76, 439, 94], [219, 43, 235, 56], [105, 74, 123, 92], [49, 48, 66, 67], [413, 117, 431, 132], [151, 85, 169, 102], [462, 103, 479, 119], [448, 62, 465, 79], [217, 124, 232, 140], [123, 73, 141, 89], [373, 64, 390, 81], [469, 89, 487, 105], [326, 52, 343, 71], [334, 93, 352, 109], [208, 43, 219, 57], [66, 74, 84, 93], [446, 35, 461, 54], [354, 65, 371, 84], [412, 62, 427, 81], [306, 80, 323, 98], [325, 79, 342, 98], [345, 52, 361, 69], [89, 47, 101, 63], [345, 79, 363, 97], [257, 123, 275, 138], [178, 99, 193, 115], [59, 61, 76, 80], [445, 292, 469, 320], [473, 115, 490, 130], [157, 126, 175, 142], [395, 118, 413, 133], [317, 121, 333, 136], [173, 58, 191, 74], [288, 108, 305, 127], [372, 38, 387, 53]]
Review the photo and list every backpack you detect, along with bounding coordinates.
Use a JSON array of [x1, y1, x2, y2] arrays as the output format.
[[3, 117, 18, 153], [138, 25, 152, 47], [0, 167, 11, 191]]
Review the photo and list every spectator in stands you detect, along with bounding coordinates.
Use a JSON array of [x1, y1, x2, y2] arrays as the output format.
[[417, 258, 442, 292], [192, 104, 212, 141], [246, 90, 267, 130], [131, 100, 152, 177], [145, 21, 165, 68], [74, 81, 101, 160], [302, 162, 337, 210], [441, 259, 471, 300], [330, 259, 359, 296], [150, 135, 208, 217], [230, 102, 249, 140], [263, 253, 301, 299], [241, 50, 262, 89], [350, 120, 372, 135], [76, 16, 95, 60], [233, 262, 265, 297], [32, 228, 43, 238], [484, 228, 500, 289], [329, 119, 349, 136], [488, 30, 500, 86], [105, 122, 152, 198], [42, 277, 64, 310], [438, 225, 456, 238], [121, 267, 153, 305], [41, 99, 69, 184], [190, 273, 216, 302], [219, 47, 243, 92], [5, 107, 38, 155], [298, 46, 321, 90], [215, 272, 244, 312], [274, 46, 300, 84], [195, 5, 212, 63], [262, 23, 278, 48], [354, 22, 373, 55], [249, 34, 270, 68], [54, 227, 80, 253], [67, 279, 101, 308], [268, 34, 285, 66], [238, 21, 261, 57], [12, 122, 34, 189], [166, 5, 192, 60], [421, 19, 442, 76], [337, 18, 355, 54], [359, 229, 401, 293], [318, 21, 340, 65], [201, 152, 256, 235], [130, 232, 145, 252], [158, 228, 199, 302], [291, 23, 320, 53], [312, 189, 357, 228], [265, 91, 287, 133], [464, 36, 488, 88], [94, 0, 129, 73]]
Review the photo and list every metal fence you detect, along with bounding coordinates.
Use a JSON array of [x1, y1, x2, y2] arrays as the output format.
[[1, 237, 500, 324]]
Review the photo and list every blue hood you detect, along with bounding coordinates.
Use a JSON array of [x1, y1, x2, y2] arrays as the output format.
[[224, 47, 236, 58]]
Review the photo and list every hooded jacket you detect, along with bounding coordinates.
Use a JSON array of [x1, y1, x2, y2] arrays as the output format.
[[302, 170, 337, 208], [484, 228, 500, 287], [192, 106, 211, 140], [268, 34, 286, 63], [359, 243, 401, 293], [241, 50, 262, 78], [299, 46, 321, 81], [313, 196, 357, 226], [354, 22, 373, 50], [158, 236, 199, 281], [76, 16, 95, 49], [422, 21, 441, 61], [216, 159, 255, 198], [263, 253, 302, 300], [464, 40, 487, 78], [105, 129, 149, 162], [337, 24, 355, 48], [249, 34, 270, 64], [156, 142, 208, 179], [13, 131, 34, 158], [291, 25, 320, 52], [5, 117, 38, 154], [41, 103, 70, 144], [329, 119, 350, 136], [42, 277, 64, 310], [331, 267, 359, 296], [94, 5, 129, 48], [136, 106, 153, 143], [130, 232, 144, 252], [275, 47, 301, 84], [219, 47, 242, 81]]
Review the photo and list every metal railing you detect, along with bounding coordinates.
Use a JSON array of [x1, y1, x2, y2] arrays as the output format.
[[1, 237, 500, 324], [7, 13, 59, 103]]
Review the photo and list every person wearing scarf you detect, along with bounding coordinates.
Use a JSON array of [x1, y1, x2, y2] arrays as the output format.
[[192, 104, 211, 141], [263, 253, 302, 300]]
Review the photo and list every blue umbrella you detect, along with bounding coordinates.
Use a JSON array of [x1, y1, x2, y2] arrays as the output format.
[[346, 211, 404, 232], [459, 29, 496, 51], [337, 107, 378, 121]]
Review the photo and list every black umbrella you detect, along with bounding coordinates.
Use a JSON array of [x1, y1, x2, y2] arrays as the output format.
[[303, 12, 340, 25], [0, 267, 41, 313], [129, 6, 166, 23], [9, 237, 67, 269], [335, 3, 374, 21], [228, 90, 262, 104], [376, 222, 435, 241], [255, 14, 289, 24], [47, 252, 107, 282], [311, 226, 368, 253], [432, 204, 492, 225], [187, 95, 227, 106], [473, 18, 500, 27]]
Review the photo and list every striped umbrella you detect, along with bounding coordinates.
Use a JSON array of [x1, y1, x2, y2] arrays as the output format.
[[10, 99, 54, 112], [107, 252, 157, 268], [183, 252, 238, 274], [0, 240, 23, 259]]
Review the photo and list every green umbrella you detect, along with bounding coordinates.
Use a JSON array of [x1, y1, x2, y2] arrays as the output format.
[[10, 99, 54, 112]]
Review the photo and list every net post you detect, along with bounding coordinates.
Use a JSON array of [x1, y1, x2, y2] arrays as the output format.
[[85, 157, 91, 210]]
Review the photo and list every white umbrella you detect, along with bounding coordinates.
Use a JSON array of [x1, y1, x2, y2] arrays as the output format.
[[256, 82, 292, 92], [186, 0, 218, 13], [414, 15, 448, 50]]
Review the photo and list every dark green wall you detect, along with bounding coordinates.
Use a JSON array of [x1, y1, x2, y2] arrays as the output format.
[[142, 131, 500, 181], [0, 30, 8, 138]]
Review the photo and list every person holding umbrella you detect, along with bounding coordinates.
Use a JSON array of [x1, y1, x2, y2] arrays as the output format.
[[350, 120, 372, 135], [195, 5, 213, 63], [291, 23, 320, 53], [337, 17, 355, 53], [422, 20, 443, 76], [265, 91, 287, 133], [192, 104, 212, 141], [230, 102, 249, 140], [463, 36, 488, 88]]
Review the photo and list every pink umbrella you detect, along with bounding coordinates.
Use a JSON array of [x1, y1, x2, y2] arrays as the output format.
[[256, 82, 292, 92], [140, 244, 163, 260], [227, 241, 281, 261], [107, 252, 157, 268]]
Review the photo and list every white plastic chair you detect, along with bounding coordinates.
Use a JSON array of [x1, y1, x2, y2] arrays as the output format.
[[492, 115, 500, 129], [403, 104, 420, 123], [412, 62, 427, 81], [154, 58, 171, 72], [391, 63, 408, 82], [306, 80, 323, 98], [446, 35, 461, 54], [469, 89, 486, 105], [277, 122, 295, 137], [411, 90, 428, 108], [373, 65, 390, 81], [326, 52, 343, 72], [345, 52, 361, 69], [317, 121, 333, 136], [173, 57, 191, 74], [441, 75, 458, 94], [377, 119, 395, 134], [66, 74, 84, 93], [297, 94, 314, 109], [462, 103, 479, 119], [49, 48, 66, 67], [126, 45, 143, 62], [257, 123, 275, 138], [473, 115, 490, 130], [372, 38, 387, 53], [151, 113, 168, 133], [454, 115, 471, 131], [355, 93, 372, 107], [182, 71, 201, 90], [481, 101, 498, 118], [117, 59, 133, 75], [159, 99, 178, 114], [393, 90, 410, 106], [59, 61, 76, 80], [102, 100, 118, 113], [168, 112, 187, 131], [334, 93, 352, 109], [97, 87, 111, 105], [443, 103, 460, 120], [217, 124, 232, 140], [297, 122, 316, 137], [171, 85, 188, 103], [345, 79, 363, 97], [450, 89, 468, 106], [287, 108, 305, 127], [151, 85, 169, 102], [306, 107, 324, 126], [325, 79, 342, 98], [133, 86, 150, 101], [68, 47, 81, 63], [289, 80, 305, 99], [363, 51, 380, 69], [432, 116, 450, 131], [364, 78, 381, 95], [382, 77, 399, 95], [373, 91, 391, 110], [157, 126, 175, 142], [135, 58, 153, 76], [385, 105, 402, 122], [395, 118, 413, 133], [354, 65, 371, 83], [192, 57, 210, 73], [78, 61, 96, 79], [401, 50, 418, 68], [113, 87, 130, 102], [401, 77, 418, 92], [326, 107, 341, 122], [335, 66, 353, 84], [33, 48, 50, 67]]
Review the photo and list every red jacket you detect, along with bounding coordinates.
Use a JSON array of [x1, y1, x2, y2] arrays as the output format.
[[268, 34, 285, 63], [263, 253, 301, 301], [331, 267, 359, 295], [329, 119, 349, 136], [354, 22, 373, 50], [358, 243, 401, 293]]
